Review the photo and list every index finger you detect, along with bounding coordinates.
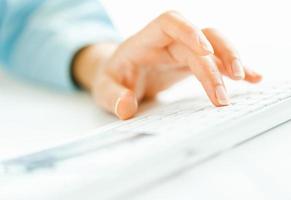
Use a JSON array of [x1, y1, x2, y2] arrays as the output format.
[[132, 11, 214, 56]]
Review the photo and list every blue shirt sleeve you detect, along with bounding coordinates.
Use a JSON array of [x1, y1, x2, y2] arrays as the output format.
[[0, 0, 121, 90]]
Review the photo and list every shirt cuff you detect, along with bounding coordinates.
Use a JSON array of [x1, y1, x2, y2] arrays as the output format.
[[50, 23, 122, 91]]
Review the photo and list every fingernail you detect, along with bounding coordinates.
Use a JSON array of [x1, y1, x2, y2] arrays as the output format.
[[114, 92, 138, 120], [114, 96, 123, 119], [232, 59, 245, 79], [215, 85, 230, 106], [199, 35, 214, 54]]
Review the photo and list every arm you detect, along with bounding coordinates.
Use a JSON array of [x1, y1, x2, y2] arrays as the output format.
[[0, 0, 120, 90]]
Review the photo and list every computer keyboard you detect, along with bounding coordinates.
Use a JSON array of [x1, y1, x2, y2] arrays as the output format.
[[1, 81, 291, 200]]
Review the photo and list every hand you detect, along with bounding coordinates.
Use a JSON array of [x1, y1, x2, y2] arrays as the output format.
[[73, 11, 262, 120]]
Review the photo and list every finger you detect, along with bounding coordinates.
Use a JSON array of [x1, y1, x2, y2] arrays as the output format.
[[192, 56, 230, 106], [213, 55, 263, 83], [134, 11, 214, 55], [244, 67, 263, 83], [168, 43, 230, 106], [203, 28, 257, 81], [92, 74, 138, 120]]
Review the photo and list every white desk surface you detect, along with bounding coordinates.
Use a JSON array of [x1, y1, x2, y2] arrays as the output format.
[[1, 62, 291, 200], [0, 73, 117, 159], [1, 0, 291, 198]]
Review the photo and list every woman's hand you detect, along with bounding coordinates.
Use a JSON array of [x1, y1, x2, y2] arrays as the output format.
[[73, 11, 262, 120]]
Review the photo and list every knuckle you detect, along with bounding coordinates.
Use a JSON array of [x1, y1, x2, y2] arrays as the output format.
[[158, 10, 198, 37], [226, 50, 240, 60], [182, 24, 196, 35], [202, 27, 218, 33], [203, 65, 223, 85], [209, 69, 222, 83], [159, 10, 180, 20], [158, 11, 184, 27]]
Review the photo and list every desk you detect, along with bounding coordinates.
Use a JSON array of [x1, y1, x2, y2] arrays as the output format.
[[0, 73, 116, 159], [1, 65, 291, 200], [134, 120, 291, 200]]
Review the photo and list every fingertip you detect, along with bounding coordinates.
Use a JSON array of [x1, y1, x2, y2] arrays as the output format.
[[115, 91, 138, 120], [253, 71, 263, 82], [215, 85, 231, 106], [250, 75, 263, 83], [245, 69, 263, 83], [200, 81, 230, 107]]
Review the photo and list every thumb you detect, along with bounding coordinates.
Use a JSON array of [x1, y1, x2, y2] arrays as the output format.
[[92, 74, 138, 120]]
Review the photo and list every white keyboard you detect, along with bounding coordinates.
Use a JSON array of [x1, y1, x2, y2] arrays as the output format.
[[1, 81, 291, 200]]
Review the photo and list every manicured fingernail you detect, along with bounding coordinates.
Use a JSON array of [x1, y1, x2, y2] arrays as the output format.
[[215, 85, 230, 106], [114, 92, 138, 120], [232, 59, 245, 79], [199, 35, 214, 54], [114, 96, 123, 119]]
